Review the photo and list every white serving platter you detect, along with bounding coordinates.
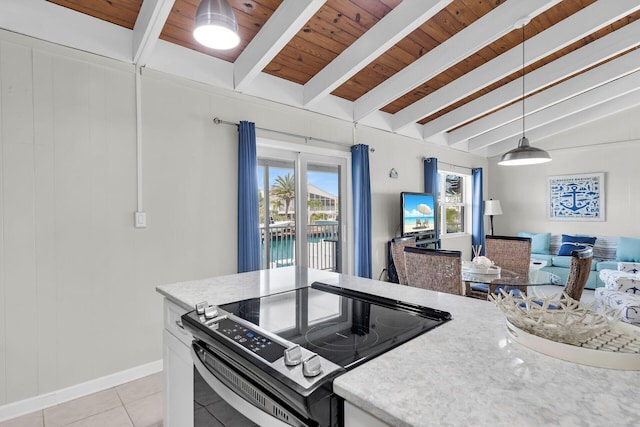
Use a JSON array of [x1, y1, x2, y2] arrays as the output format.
[[505, 319, 640, 370]]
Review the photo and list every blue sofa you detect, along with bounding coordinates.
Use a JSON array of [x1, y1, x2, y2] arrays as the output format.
[[518, 233, 640, 290]]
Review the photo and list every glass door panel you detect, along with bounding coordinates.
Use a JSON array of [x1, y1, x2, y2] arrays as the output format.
[[304, 162, 342, 272], [258, 159, 296, 269]]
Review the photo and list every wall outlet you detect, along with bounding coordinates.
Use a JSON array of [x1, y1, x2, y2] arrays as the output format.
[[134, 211, 147, 228]]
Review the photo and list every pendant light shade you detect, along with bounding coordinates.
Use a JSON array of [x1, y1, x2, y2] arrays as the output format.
[[499, 136, 551, 165], [193, 0, 240, 50], [498, 23, 551, 166]]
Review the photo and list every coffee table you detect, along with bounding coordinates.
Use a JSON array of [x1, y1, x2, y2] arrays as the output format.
[[463, 268, 561, 296]]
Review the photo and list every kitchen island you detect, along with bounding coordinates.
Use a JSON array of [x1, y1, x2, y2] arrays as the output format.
[[157, 266, 640, 427]]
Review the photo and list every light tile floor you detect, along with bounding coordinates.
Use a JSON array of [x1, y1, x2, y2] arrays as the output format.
[[0, 372, 163, 427]]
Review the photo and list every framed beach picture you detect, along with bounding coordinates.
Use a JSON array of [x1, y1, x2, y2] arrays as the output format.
[[547, 173, 605, 221]]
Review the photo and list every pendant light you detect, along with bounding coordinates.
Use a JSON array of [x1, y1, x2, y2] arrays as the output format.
[[498, 22, 551, 166], [193, 0, 240, 50]]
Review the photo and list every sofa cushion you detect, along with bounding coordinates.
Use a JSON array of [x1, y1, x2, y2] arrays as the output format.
[[541, 265, 598, 290], [592, 236, 617, 260], [551, 255, 597, 271], [610, 277, 640, 293], [596, 261, 619, 271], [594, 288, 640, 325], [557, 234, 597, 256], [518, 232, 551, 254], [618, 262, 640, 273], [616, 237, 640, 262]]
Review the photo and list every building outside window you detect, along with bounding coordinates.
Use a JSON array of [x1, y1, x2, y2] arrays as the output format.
[[438, 171, 470, 236]]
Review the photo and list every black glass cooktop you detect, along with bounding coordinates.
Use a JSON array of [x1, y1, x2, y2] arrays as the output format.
[[217, 281, 452, 370]]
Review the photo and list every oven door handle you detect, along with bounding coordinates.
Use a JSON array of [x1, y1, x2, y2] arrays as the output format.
[[191, 344, 310, 427]]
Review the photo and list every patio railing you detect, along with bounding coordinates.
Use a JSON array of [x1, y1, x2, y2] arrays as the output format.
[[261, 223, 340, 272]]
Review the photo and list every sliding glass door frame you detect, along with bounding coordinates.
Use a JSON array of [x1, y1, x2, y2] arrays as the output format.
[[258, 138, 351, 274]]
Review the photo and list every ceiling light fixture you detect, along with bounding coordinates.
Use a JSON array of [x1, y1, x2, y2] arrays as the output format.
[[193, 0, 240, 50], [499, 20, 551, 166]]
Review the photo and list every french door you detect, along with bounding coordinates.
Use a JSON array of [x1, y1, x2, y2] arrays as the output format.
[[257, 145, 347, 273]]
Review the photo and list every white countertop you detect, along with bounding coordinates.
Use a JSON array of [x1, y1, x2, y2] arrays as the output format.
[[157, 267, 640, 427]]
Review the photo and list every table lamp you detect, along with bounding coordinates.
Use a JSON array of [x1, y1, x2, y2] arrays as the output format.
[[484, 199, 503, 236]]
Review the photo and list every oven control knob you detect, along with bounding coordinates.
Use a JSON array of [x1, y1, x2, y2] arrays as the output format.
[[302, 354, 322, 377], [204, 305, 218, 319], [196, 301, 208, 315], [284, 345, 302, 366]]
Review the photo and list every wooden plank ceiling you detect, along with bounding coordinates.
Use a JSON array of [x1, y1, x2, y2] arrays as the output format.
[[14, 1, 640, 156]]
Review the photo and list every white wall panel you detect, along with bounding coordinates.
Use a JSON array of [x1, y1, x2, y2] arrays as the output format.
[[0, 42, 4, 406], [488, 105, 640, 238], [1, 40, 39, 402], [33, 50, 58, 395]]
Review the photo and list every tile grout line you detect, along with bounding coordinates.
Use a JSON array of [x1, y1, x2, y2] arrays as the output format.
[[114, 387, 136, 427], [50, 387, 125, 427]]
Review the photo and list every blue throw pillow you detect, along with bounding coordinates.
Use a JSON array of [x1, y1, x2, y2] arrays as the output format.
[[557, 234, 597, 256], [616, 237, 640, 262], [518, 232, 551, 255]]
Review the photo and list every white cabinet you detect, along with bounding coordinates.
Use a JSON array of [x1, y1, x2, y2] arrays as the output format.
[[163, 299, 193, 427], [344, 401, 391, 427]]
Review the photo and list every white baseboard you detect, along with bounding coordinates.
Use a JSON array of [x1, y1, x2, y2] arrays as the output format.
[[0, 359, 163, 422]]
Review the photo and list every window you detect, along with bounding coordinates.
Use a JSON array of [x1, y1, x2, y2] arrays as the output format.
[[438, 171, 470, 236]]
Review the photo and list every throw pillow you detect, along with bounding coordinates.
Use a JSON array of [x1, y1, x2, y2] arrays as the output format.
[[557, 234, 597, 256], [518, 232, 551, 255], [616, 237, 640, 262]]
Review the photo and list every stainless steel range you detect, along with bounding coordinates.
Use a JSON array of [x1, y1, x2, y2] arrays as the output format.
[[182, 281, 452, 427]]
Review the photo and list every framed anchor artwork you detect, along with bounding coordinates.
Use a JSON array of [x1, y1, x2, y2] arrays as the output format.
[[547, 173, 605, 221]]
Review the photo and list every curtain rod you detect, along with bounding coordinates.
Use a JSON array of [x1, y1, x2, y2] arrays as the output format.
[[423, 158, 474, 171], [213, 117, 354, 149]]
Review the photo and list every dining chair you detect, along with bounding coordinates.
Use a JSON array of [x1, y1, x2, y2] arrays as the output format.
[[465, 235, 532, 299], [390, 236, 417, 285], [562, 247, 593, 301], [403, 247, 463, 295]]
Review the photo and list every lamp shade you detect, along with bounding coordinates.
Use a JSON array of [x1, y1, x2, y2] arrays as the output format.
[[484, 199, 503, 216], [498, 137, 552, 166], [193, 0, 240, 50]]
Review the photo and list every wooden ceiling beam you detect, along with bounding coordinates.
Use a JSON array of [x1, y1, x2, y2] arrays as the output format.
[[234, 0, 326, 92], [133, 0, 176, 65], [0, 0, 131, 63], [465, 49, 640, 152], [352, 0, 561, 122], [399, 0, 640, 135], [302, 0, 452, 107], [448, 17, 640, 147], [485, 91, 640, 158]]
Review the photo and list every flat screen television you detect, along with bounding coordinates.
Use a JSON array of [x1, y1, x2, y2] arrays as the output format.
[[401, 192, 436, 238]]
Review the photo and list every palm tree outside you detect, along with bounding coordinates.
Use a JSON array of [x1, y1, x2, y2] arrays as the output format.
[[270, 173, 295, 219]]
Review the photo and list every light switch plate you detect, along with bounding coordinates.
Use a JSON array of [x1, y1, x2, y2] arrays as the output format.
[[134, 211, 147, 228]]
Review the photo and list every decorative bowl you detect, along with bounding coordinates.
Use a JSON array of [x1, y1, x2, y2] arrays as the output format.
[[462, 260, 501, 275], [489, 290, 620, 345]]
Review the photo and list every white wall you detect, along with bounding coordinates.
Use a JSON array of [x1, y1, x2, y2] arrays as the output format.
[[0, 29, 484, 411], [361, 125, 485, 278], [488, 105, 640, 238]]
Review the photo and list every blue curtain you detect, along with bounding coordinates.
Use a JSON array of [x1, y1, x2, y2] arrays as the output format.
[[472, 168, 485, 255], [351, 144, 372, 278], [237, 121, 261, 273], [423, 158, 439, 239]]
